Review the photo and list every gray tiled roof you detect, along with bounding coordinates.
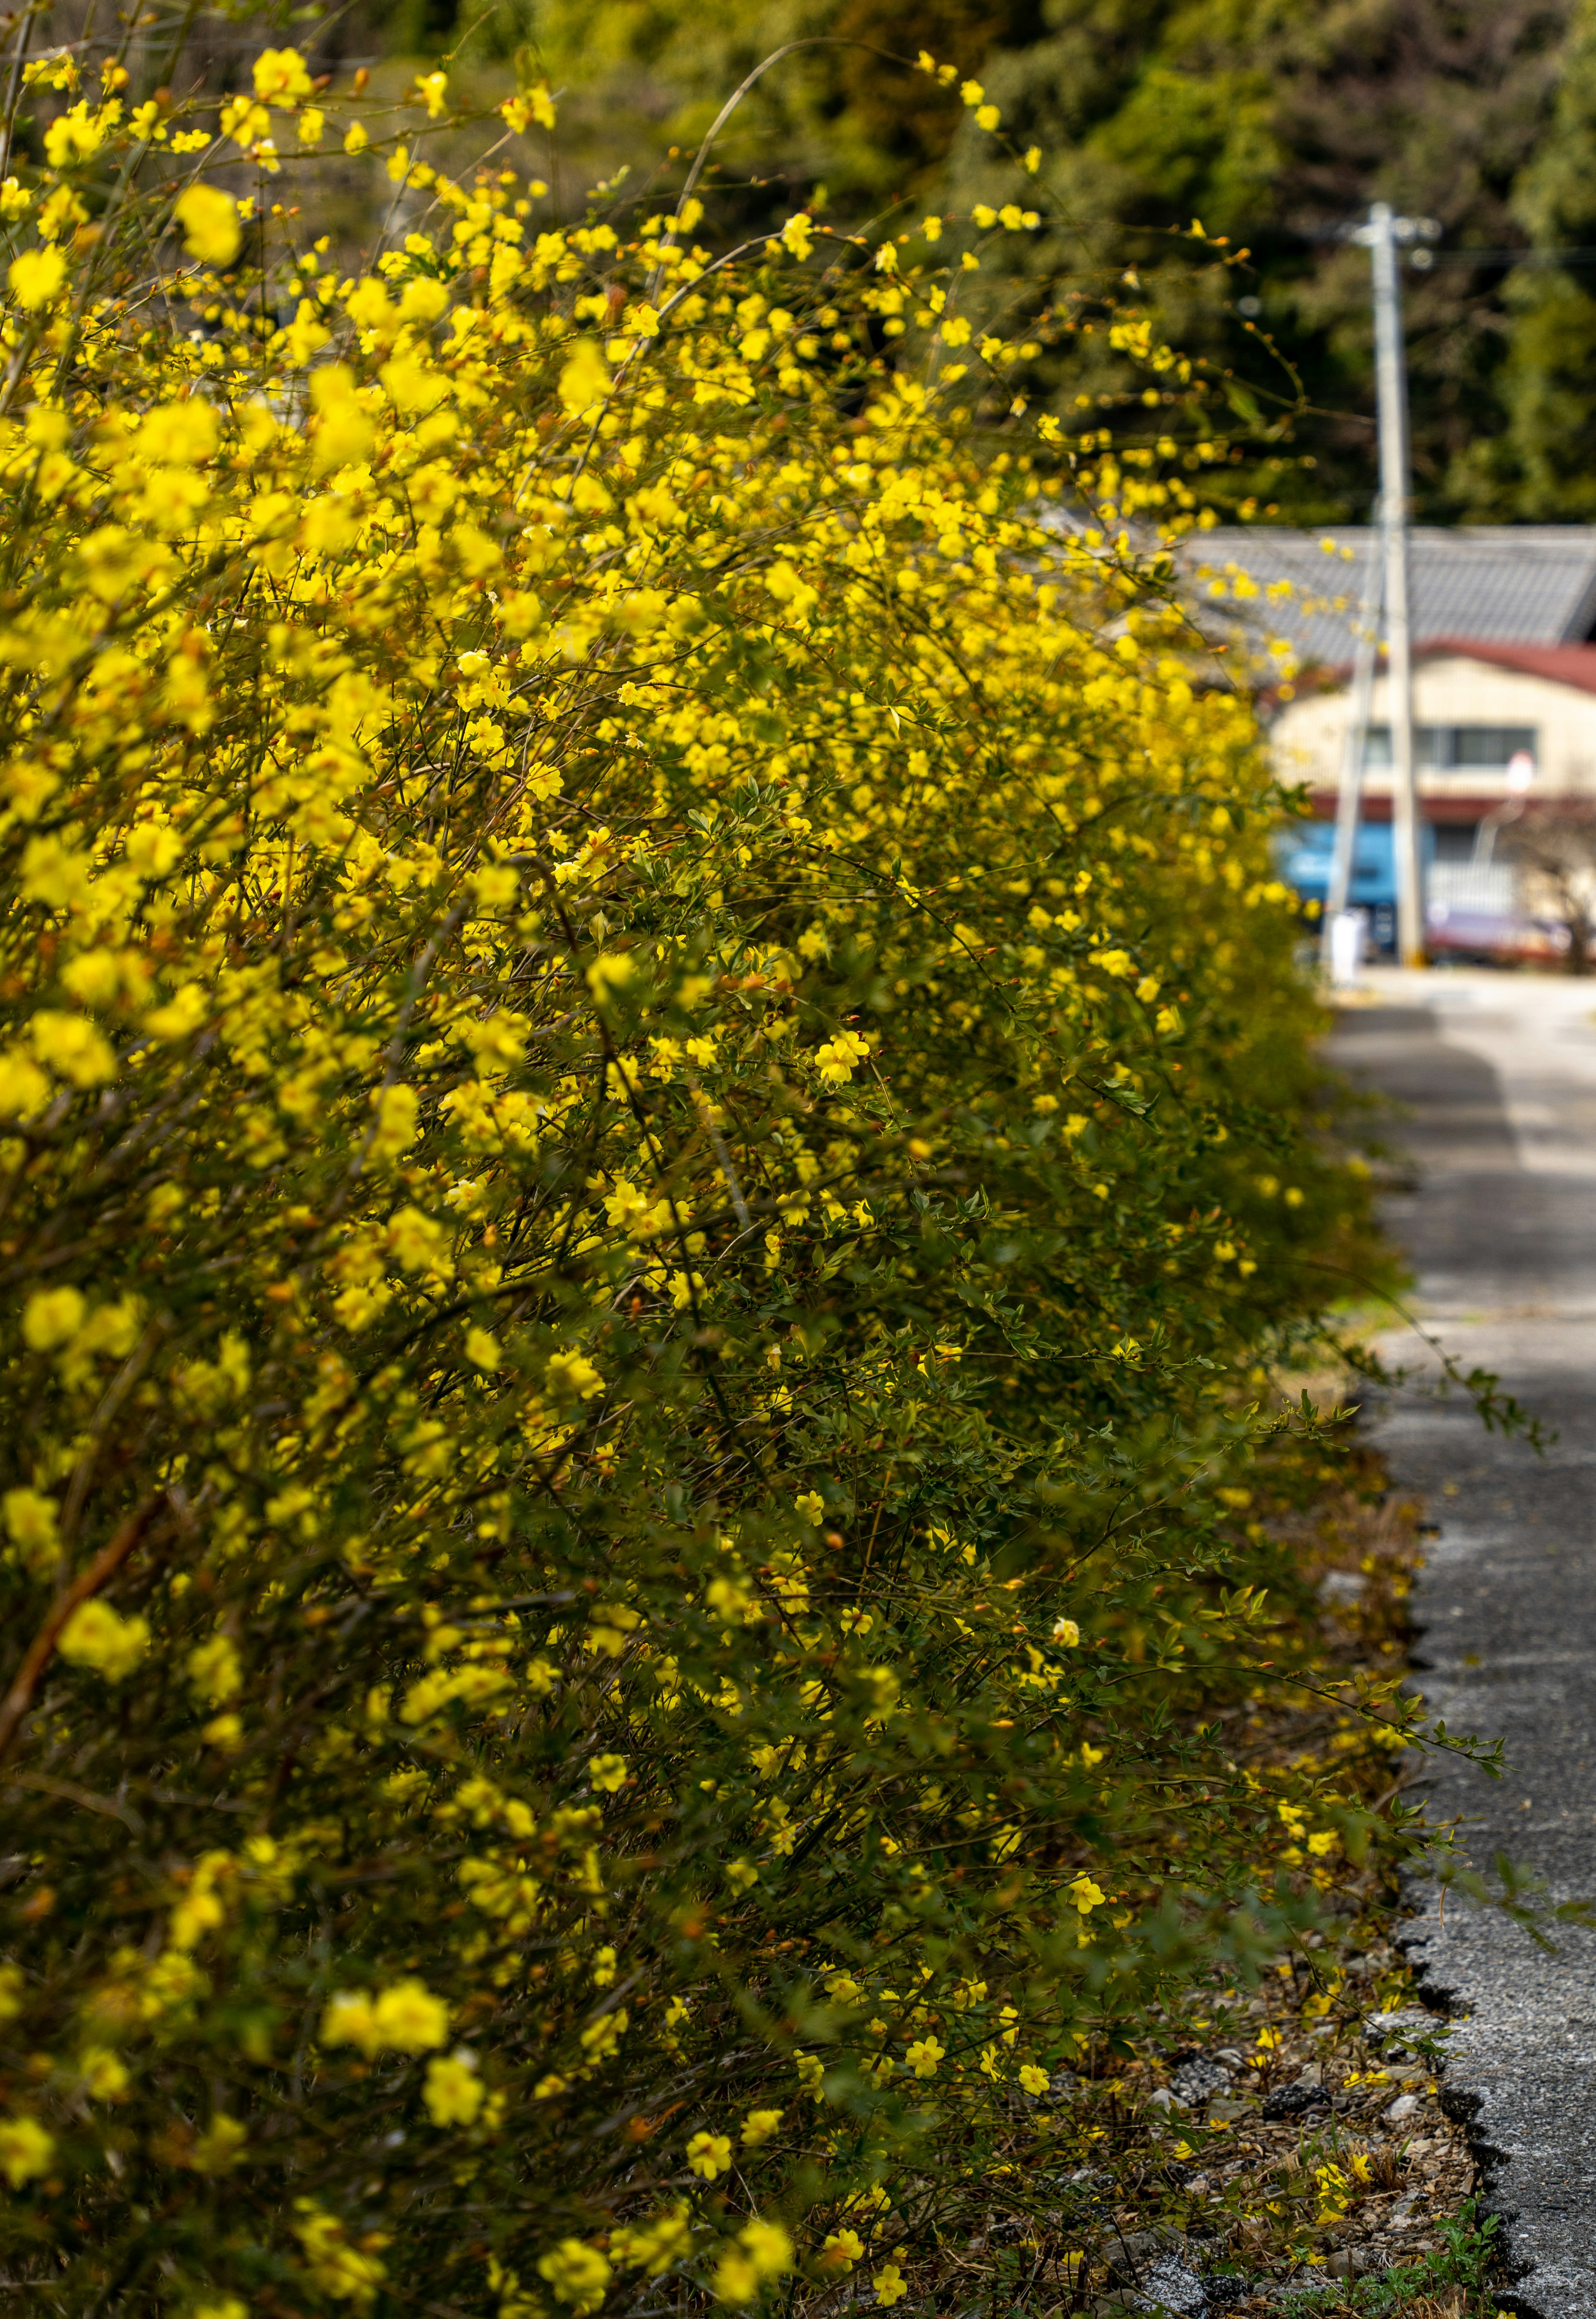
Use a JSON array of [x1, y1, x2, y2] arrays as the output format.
[[1178, 527, 1596, 669]]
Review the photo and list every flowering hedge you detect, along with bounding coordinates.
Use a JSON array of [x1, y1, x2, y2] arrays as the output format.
[[0, 31, 1388, 2319]]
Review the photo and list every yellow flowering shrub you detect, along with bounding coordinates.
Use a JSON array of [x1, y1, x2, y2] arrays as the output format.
[[0, 26, 1392, 2315]]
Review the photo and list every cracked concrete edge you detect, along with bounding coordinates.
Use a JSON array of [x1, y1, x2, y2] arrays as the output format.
[[1391, 1888, 1525, 2317], [1391, 1869, 1594, 2319]]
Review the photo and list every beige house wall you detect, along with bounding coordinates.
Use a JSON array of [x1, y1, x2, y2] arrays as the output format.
[[1268, 656, 1596, 802]]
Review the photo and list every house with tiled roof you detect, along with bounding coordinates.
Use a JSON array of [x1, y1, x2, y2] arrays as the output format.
[[1177, 528, 1596, 946], [1183, 527, 1596, 665], [1268, 635, 1596, 813]]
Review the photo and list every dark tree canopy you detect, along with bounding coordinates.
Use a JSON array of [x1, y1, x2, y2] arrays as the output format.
[[443, 0, 1596, 522]]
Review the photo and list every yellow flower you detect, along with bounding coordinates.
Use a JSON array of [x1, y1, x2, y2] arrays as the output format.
[[424, 2052, 485, 2126], [386, 1206, 449, 1274], [400, 276, 448, 325], [587, 951, 635, 998], [134, 452, 212, 531], [1092, 947, 1136, 979], [173, 184, 241, 266], [77, 2046, 129, 2100], [3, 1486, 60, 1573], [187, 1632, 243, 1704], [604, 1178, 650, 1230], [30, 1009, 116, 1085], [588, 1753, 628, 1792], [713, 2220, 793, 2302], [873, 2264, 909, 2306], [321, 1979, 449, 2057], [368, 1083, 420, 1163], [0, 1051, 49, 1116], [321, 1994, 378, 2054], [764, 560, 818, 619], [192, 2113, 248, 2171], [904, 2035, 944, 2077], [251, 46, 313, 104], [536, 2239, 613, 2313], [821, 2229, 864, 2271], [43, 100, 106, 166], [0, 2113, 54, 2188], [372, 1979, 449, 2051], [545, 1349, 604, 1401], [612, 2202, 690, 2275], [294, 2201, 387, 2309], [125, 820, 185, 873], [739, 2107, 783, 2146], [812, 1028, 870, 1086], [1068, 1874, 1106, 1915], [559, 340, 611, 414], [220, 96, 270, 146], [686, 2129, 732, 2179], [378, 353, 446, 414], [1018, 2063, 1049, 2095], [58, 1600, 150, 1681]]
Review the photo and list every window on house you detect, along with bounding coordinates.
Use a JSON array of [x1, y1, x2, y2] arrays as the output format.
[[1449, 726, 1537, 766], [1431, 823, 1481, 863], [1362, 725, 1536, 770]]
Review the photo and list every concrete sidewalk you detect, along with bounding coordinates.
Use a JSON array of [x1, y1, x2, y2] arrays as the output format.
[[1328, 968, 1596, 2318]]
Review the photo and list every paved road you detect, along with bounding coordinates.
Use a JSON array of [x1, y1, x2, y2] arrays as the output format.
[[1329, 969, 1596, 2317]]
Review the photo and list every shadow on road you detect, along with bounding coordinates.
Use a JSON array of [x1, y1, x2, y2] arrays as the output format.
[[1325, 975, 1596, 2319]]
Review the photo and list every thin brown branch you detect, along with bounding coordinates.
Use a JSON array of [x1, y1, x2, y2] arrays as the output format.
[[0, 1493, 168, 1771]]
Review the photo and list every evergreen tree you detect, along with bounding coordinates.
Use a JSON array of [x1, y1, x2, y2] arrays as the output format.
[[1463, 0, 1596, 515]]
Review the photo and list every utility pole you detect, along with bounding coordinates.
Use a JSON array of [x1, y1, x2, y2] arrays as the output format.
[[1321, 508, 1383, 974], [1353, 201, 1433, 968]]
